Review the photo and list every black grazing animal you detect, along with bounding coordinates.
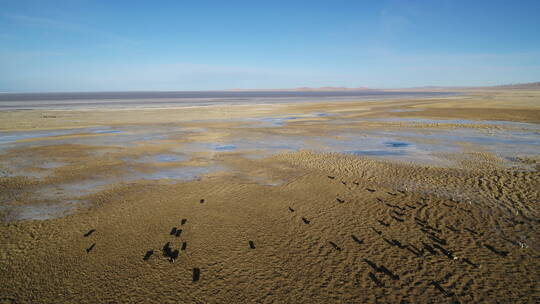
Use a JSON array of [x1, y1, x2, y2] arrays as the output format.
[[351, 235, 364, 245], [175, 229, 182, 237], [248, 241, 256, 249], [327, 176, 335, 179], [143, 250, 154, 261], [84, 229, 96, 237], [301, 217, 310, 224], [86, 243, 95, 253], [181, 219, 187, 225], [170, 227, 177, 235], [181, 242, 187, 251], [169, 250, 179, 262], [200, 199, 205, 204], [336, 198, 345, 203], [288, 207, 295, 212], [163, 242, 172, 257], [329, 241, 342, 251], [193, 268, 201, 282]]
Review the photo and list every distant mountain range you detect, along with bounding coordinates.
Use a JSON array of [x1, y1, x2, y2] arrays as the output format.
[[225, 86, 374, 92], [225, 82, 540, 92], [490, 82, 540, 89], [1, 82, 538, 95]]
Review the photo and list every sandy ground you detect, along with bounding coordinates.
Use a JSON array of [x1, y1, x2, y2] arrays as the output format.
[[0, 90, 539, 303]]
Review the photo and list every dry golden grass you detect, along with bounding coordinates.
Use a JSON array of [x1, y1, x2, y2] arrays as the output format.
[[1, 91, 539, 303]]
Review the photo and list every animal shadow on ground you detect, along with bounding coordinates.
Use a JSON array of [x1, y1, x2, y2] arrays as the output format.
[[329, 241, 342, 251], [83, 229, 96, 237], [377, 219, 390, 227], [363, 259, 399, 280], [390, 215, 404, 222], [422, 242, 438, 255], [86, 243, 95, 253], [351, 234, 364, 244], [368, 272, 384, 287], [370, 227, 382, 235], [485, 244, 508, 257], [143, 250, 154, 261], [406, 244, 423, 257], [461, 257, 478, 268], [428, 281, 455, 298], [433, 244, 454, 259]]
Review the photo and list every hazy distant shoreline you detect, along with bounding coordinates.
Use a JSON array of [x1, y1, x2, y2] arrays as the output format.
[[0, 90, 458, 110]]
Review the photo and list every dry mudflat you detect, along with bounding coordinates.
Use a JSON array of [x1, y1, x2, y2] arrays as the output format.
[[0, 90, 539, 303]]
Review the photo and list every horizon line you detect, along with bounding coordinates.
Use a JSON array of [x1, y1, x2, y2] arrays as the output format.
[[0, 82, 538, 94]]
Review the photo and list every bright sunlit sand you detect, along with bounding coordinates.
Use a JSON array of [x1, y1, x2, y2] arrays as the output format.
[[1, 89, 539, 303]]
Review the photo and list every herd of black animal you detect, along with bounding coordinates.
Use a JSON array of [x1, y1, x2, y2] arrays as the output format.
[[81, 176, 511, 300], [82, 198, 257, 283], [305, 175, 509, 302]]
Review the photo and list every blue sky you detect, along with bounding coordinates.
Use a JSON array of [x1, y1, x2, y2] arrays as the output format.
[[1, 0, 539, 92]]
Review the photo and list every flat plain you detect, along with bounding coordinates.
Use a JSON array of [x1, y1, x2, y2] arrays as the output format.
[[0, 89, 539, 303]]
